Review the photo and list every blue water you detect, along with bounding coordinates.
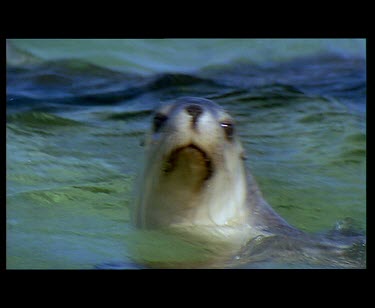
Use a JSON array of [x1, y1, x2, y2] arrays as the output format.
[[6, 39, 366, 269]]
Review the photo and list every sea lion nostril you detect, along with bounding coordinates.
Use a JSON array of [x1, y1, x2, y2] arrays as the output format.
[[185, 104, 203, 121]]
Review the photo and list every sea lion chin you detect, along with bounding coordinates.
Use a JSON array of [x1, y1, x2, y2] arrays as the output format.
[[163, 144, 213, 183]]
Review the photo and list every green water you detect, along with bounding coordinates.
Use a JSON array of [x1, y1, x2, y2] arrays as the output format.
[[6, 39, 366, 269], [8, 39, 365, 75], [6, 100, 365, 268]]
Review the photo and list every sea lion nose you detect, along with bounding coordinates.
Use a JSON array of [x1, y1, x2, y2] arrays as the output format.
[[185, 104, 203, 122]]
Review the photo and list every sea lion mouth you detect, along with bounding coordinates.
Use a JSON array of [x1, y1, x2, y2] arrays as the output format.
[[163, 144, 213, 181]]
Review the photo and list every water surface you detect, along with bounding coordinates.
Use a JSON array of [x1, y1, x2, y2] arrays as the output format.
[[6, 39, 366, 269]]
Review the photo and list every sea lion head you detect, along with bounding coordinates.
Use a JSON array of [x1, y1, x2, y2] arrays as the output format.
[[134, 97, 249, 229]]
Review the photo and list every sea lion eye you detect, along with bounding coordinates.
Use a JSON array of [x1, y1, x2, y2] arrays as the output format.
[[220, 121, 234, 141], [153, 113, 168, 132]]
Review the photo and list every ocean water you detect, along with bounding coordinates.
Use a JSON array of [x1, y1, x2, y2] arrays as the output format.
[[6, 39, 366, 269]]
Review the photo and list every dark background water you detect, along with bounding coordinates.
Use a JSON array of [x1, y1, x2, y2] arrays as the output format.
[[6, 39, 366, 268]]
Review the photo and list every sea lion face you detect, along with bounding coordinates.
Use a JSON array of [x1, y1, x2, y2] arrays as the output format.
[[134, 97, 249, 229], [150, 97, 238, 189]]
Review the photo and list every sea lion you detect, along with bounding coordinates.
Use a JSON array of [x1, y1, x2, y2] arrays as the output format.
[[134, 97, 301, 239], [131, 97, 365, 268]]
